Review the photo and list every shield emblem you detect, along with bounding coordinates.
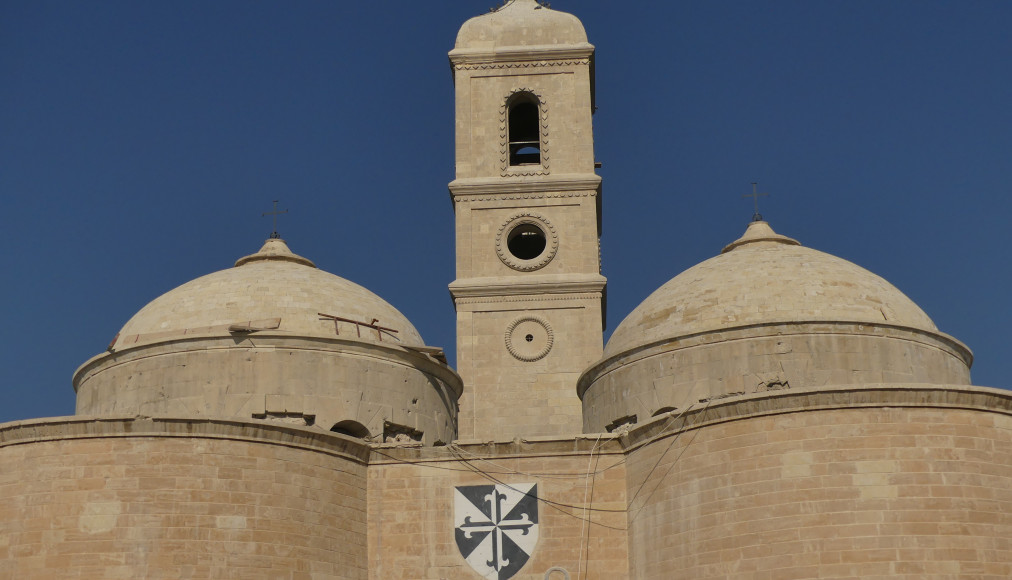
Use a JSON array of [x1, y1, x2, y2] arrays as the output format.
[[454, 483, 539, 580]]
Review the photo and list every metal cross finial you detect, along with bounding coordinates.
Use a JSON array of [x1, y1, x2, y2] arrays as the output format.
[[262, 200, 288, 239], [742, 182, 769, 222]]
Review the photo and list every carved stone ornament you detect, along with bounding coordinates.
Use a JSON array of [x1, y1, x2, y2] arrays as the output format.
[[453, 59, 590, 71], [496, 212, 558, 272], [504, 316, 554, 362]]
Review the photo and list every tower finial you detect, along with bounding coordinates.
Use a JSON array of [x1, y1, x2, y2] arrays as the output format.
[[743, 182, 769, 222], [262, 200, 288, 239]]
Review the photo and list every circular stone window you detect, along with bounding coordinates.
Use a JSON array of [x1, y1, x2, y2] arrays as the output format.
[[496, 212, 558, 271], [507, 223, 547, 260], [505, 316, 554, 362]]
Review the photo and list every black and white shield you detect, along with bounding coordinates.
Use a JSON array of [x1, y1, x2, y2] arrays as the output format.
[[454, 483, 539, 580]]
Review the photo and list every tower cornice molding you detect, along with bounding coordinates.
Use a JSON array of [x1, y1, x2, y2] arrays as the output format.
[[453, 292, 602, 307], [449, 273, 606, 299], [449, 174, 601, 201], [449, 45, 594, 67]]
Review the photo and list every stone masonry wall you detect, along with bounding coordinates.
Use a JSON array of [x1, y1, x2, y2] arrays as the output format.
[[580, 324, 971, 434], [368, 438, 628, 580], [0, 418, 369, 580], [623, 387, 1012, 579]]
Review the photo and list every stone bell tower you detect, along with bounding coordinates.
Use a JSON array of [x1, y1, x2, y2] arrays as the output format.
[[448, 0, 606, 440]]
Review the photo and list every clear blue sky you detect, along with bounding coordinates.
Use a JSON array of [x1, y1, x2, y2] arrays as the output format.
[[2, 1, 1009, 423]]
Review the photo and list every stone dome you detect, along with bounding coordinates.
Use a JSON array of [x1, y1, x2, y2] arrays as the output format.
[[604, 221, 938, 358], [579, 221, 972, 434], [113, 238, 424, 349], [452, 0, 589, 53], [75, 238, 460, 445]]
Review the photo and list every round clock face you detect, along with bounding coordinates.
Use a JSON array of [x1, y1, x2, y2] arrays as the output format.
[[496, 212, 558, 271], [505, 316, 553, 362]]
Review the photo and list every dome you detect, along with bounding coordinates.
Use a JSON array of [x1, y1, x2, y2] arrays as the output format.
[[604, 221, 938, 358], [452, 0, 590, 53], [76, 238, 460, 445], [580, 221, 972, 434], [113, 238, 424, 349]]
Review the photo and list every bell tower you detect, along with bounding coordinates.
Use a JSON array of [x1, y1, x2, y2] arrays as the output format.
[[449, 0, 606, 440]]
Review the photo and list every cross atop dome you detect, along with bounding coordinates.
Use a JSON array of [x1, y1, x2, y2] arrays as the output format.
[[262, 200, 288, 240], [743, 182, 769, 222]]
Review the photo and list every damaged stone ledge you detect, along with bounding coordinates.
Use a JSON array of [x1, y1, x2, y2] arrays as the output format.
[[370, 433, 624, 465], [619, 383, 1012, 453], [0, 414, 372, 464]]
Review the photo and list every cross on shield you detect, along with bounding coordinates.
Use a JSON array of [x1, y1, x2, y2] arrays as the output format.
[[454, 483, 539, 580]]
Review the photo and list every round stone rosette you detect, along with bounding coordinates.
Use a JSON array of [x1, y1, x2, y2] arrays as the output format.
[[505, 316, 554, 361]]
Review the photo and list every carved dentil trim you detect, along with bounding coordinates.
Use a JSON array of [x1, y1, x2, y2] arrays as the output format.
[[501, 88, 549, 177], [496, 212, 559, 272], [454, 59, 590, 71], [455, 292, 603, 305], [454, 191, 598, 203], [504, 315, 554, 362]]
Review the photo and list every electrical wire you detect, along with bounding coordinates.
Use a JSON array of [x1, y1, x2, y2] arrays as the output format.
[[367, 445, 627, 518], [628, 401, 712, 523], [577, 434, 603, 580], [367, 402, 714, 532], [450, 447, 629, 532], [428, 440, 628, 480], [623, 402, 698, 510]]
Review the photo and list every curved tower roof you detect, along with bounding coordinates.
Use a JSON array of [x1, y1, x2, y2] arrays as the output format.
[[452, 0, 590, 54]]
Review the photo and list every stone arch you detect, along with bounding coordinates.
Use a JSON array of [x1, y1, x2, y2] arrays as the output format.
[[507, 91, 542, 166], [330, 420, 370, 439]]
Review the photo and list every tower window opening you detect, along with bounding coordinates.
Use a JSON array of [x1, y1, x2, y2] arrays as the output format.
[[508, 97, 541, 166], [507, 223, 547, 260]]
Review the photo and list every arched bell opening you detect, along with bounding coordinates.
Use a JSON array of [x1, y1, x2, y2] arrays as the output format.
[[507, 93, 541, 166]]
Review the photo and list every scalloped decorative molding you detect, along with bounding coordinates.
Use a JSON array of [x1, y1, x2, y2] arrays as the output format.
[[504, 315, 554, 362], [454, 191, 598, 204], [496, 212, 559, 272], [453, 59, 590, 71], [501, 88, 549, 177], [455, 292, 602, 305]]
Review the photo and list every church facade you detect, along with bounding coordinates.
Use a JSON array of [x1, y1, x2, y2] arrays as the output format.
[[2, 2, 1011, 579]]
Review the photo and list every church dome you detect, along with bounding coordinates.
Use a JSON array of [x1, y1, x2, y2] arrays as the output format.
[[74, 238, 460, 446], [113, 238, 424, 349], [452, 0, 589, 53], [579, 220, 972, 434], [604, 221, 937, 358]]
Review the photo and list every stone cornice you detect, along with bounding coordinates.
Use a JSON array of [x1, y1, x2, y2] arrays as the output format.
[[449, 273, 606, 299], [449, 174, 601, 201], [0, 415, 372, 464], [449, 45, 594, 67], [618, 384, 1012, 454], [370, 433, 623, 465], [454, 59, 591, 73], [6, 385, 1010, 464], [74, 333, 463, 398], [454, 291, 602, 306]]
